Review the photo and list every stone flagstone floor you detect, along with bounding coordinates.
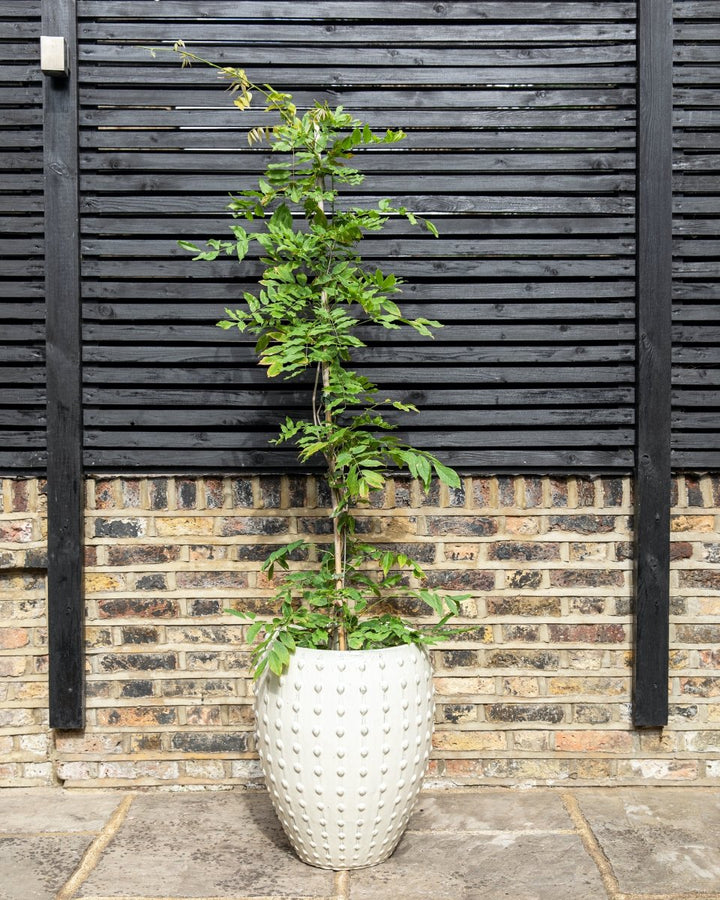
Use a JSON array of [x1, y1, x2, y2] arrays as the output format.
[[1, 787, 720, 899]]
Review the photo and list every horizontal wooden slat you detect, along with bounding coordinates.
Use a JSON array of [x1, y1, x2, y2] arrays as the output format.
[[1, 3, 45, 472], [81, 448, 634, 469], [83, 386, 634, 407], [78, 2, 637, 21], [78, 151, 637, 174], [78, 22, 637, 42], [80, 42, 637, 66], [83, 364, 635, 386]]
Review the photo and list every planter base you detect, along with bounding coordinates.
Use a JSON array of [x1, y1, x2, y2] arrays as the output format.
[[255, 644, 434, 869]]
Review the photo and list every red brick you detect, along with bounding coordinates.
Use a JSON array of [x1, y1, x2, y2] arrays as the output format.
[[220, 516, 289, 536], [496, 476, 517, 507], [699, 650, 720, 668], [471, 477, 492, 507], [186, 706, 222, 726], [176, 571, 248, 590], [555, 731, 632, 753], [670, 542, 693, 561], [522, 477, 543, 509], [120, 479, 142, 508], [576, 477, 596, 507], [97, 598, 179, 618], [601, 478, 624, 507], [676, 624, 720, 643], [11, 480, 29, 512], [0, 628, 29, 650], [680, 677, 720, 697], [548, 624, 626, 643], [487, 704, 564, 723], [426, 570, 494, 591], [176, 479, 198, 509], [549, 478, 569, 507], [506, 570, 543, 589], [99, 653, 177, 672], [203, 478, 225, 509], [107, 545, 182, 566], [231, 478, 254, 508], [501, 624, 541, 642], [94, 480, 118, 509], [487, 596, 561, 617], [549, 569, 624, 588], [685, 475, 705, 508], [548, 515, 617, 535], [426, 516, 498, 537], [488, 542, 560, 561], [0, 521, 33, 542], [148, 478, 168, 510], [97, 707, 176, 727], [486, 650, 560, 669], [679, 571, 720, 591]]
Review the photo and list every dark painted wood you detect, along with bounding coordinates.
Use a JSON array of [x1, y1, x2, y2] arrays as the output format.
[[78, 1, 637, 20], [43, 0, 84, 730], [82, 448, 635, 470], [633, 0, 673, 728], [0, 0, 45, 475], [672, 0, 720, 470]]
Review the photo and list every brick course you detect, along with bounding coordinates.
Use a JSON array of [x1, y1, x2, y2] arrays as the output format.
[[1, 473, 719, 787]]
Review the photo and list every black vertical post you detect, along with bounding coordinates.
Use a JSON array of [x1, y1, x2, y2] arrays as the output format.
[[43, 0, 84, 729], [634, 0, 673, 727]]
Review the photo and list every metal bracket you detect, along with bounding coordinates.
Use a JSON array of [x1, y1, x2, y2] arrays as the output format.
[[41, 36, 69, 77]]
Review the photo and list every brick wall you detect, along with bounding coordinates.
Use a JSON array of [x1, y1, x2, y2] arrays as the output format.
[[0, 478, 52, 784], [1, 473, 719, 788]]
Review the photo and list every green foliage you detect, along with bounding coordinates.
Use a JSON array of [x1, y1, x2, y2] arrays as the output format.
[[161, 42, 469, 675]]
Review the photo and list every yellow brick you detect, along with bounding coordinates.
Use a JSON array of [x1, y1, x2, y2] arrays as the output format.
[[11, 682, 46, 701], [513, 731, 550, 752], [548, 677, 627, 696], [433, 731, 505, 751], [434, 676, 493, 696], [155, 516, 214, 536], [505, 516, 540, 535], [695, 597, 720, 616], [85, 573, 125, 593], [671, 515, 715, 533], [443, 543, 480, 562], [503, 676, 540, 697]]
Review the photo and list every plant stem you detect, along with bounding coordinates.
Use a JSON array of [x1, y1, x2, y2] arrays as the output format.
[[321, 360, 347, 652], [313, 136, 347, 652]]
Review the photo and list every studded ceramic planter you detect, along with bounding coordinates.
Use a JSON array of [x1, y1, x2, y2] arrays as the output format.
[[254, 643, 434, 869]]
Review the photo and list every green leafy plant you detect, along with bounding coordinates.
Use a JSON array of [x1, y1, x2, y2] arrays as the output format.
[[160, 42, 468, 678]]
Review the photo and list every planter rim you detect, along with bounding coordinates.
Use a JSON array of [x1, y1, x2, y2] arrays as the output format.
[[285, 643, 429, 661]]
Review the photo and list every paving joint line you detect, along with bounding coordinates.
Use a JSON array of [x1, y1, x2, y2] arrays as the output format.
[[77, 896, 341, 900], [562, 790, 621, 900], [0, 830, 100, 838], [55, 794, 134, 900], [406, 827, 577, 836], [617, 895, 720, 900], [334, 870, 350, 900]]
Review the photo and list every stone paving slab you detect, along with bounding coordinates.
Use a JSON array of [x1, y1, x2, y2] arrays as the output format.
[[76, 792, 335, 899], [0, 834, 92, 900], [0, 789, 122, 834], [2, 787, 720, 900], [0, 789, 130, 900], [350, 830, 606, 900], [575, 787, 720, 897]]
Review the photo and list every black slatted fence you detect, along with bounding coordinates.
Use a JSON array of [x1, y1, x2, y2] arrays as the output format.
[[76, 0, 637, 471], [1, 1, 718, 475], [0, 0, 45, 470], [672, 0, 720, 469]]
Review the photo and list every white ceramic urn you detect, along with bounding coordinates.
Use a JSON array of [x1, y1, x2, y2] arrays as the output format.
[[254, 643, 435, 869]]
